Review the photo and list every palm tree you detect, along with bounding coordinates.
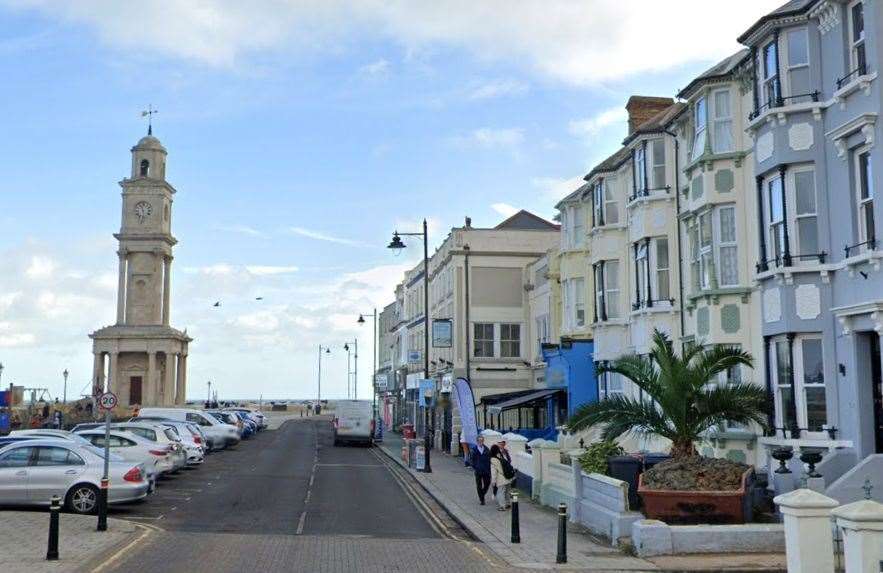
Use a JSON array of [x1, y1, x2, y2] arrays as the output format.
[[568, 330, 769, 459]]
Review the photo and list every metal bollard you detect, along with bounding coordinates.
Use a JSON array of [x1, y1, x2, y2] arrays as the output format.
[[556, 503, 567, 564], [47, 495, 61, 561], [97, 477, 109, 532], [510, 490, 520, 543]]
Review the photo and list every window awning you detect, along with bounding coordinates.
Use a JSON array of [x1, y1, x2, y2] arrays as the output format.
[[486, 388, 564, 415]]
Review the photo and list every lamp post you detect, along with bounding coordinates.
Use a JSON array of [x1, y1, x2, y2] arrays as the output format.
[[357, 310, 378, 434], [317, 345, 331, 411], [388, 219, 432, 472], [343, 340, 358, 399], [207, 381, 211, 407], [62, 369, 69, 404]]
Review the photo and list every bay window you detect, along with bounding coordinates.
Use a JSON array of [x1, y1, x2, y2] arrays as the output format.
[[633, 237, 671, 308], [769, 334, 828, 437], [656, 238, 670, 301], [762, 39, 781, 107], [592, 180, 619, 227], [597, 368, 624, 401], [850, 1, 866, 76], [593, 260, 621, 321], [786, 27, 811, 99], [651, 139, 666, 189], [690, 205, 740, 291], [635, 144, 647, 195], [691, 96, 707, 161], [572, 205, 585, 248], [574, 277, 586, 327], [767, 175, 786, 265], [711, 89, 734, 153], [760, 165, 821, 265], [794, 169, 819, 257]]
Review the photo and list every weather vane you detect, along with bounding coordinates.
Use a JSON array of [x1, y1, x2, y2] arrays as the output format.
[[141, 105, 158, 136]]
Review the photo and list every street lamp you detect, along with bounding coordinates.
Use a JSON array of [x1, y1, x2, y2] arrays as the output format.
[[343, 340, 358, 399], [357, 310, 378, 435], [0, 362, 4, 386], [388, 219, 432, 472], [317, 345, 331, 411], [207, 381, 212, 407], [62, 369, 69, 404]]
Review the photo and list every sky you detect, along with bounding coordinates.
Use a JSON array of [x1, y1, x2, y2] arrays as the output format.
[[0, 0, 783, 401]]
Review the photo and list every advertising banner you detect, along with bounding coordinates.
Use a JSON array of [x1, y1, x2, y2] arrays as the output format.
[[440, 373, 453, 393], [431, 319, 453, 348], [408, 350, 422, 364], [419, 379, 435, 408], [374, 373, 389, 391], [452, 377, 478, 446]]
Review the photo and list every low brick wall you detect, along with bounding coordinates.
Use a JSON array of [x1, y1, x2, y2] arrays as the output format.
[[632, 520, 785, 557]]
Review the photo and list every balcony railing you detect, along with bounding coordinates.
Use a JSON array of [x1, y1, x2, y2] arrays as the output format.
[[755, 251, 827, 273], [628, 185, 670, 203], [844, 237, 876, 258], [631, 298, 675, 311], [836, 59, 867, 91], [749, 91, 820, 121]]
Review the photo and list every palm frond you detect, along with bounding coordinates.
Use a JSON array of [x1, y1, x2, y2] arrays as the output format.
[[567, 394, 674, 442], [693, 383, 771, 434]]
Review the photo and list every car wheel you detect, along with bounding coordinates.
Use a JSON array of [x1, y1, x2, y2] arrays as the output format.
[[66, 483, 99, 515]]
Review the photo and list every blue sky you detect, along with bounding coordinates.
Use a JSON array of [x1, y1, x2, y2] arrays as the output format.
[[0, 0, 782, 400]]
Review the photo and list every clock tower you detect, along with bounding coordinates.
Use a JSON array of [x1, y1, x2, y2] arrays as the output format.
[[89, 132, 192, 409]]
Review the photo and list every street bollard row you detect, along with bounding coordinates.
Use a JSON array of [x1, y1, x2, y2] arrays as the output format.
[[506, 492, 567, 564]]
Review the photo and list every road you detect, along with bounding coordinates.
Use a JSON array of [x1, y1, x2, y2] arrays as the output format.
[[102, 417, 502, 572]]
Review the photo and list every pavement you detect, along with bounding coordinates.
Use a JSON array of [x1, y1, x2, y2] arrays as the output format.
[[377, 432, 787, 572], [0, 510, 145, 573]]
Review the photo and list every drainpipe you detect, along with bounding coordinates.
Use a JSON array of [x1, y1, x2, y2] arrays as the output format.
[[664, 129, 686, 343], [464, 244, 471, 383]]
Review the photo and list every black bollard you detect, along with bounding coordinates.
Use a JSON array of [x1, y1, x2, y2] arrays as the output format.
[[510, 490, 520, 543], [97, 477, 108, 532], [47, 495, 60, 560], [556, 503, 567, 564]]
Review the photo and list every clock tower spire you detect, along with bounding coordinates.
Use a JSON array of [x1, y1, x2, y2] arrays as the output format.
[[89, 131, 192, 410]]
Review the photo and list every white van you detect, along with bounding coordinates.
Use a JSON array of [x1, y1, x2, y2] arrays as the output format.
[[138, 407, 240, 450], [332, 400, 374, 446]]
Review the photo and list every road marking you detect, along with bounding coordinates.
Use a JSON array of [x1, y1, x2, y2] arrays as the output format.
[[371, 448, 449, 539], [89, 522, 154, 573], [295, 421, 320, 535], [315, 463, 384, 468]]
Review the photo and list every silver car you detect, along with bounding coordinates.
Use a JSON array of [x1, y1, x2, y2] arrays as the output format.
[[129, 418, 205, 464], [110, 423, 187, 471], [75, 429, 171, 483], [0, 439, 150, 514]]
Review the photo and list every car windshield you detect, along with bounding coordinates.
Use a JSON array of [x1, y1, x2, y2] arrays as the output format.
[[164, 428, 179, 441], [82, 445, 124, 462]]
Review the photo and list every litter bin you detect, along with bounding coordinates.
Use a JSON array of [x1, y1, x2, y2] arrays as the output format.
[[607, 455, 642, 510], [641, 452, 671, 471]]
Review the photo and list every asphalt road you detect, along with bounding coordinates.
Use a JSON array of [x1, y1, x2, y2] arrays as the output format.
[[103, 417, 501, 572]]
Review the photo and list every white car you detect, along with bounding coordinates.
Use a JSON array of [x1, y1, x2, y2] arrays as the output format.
[[224, 408, 267, 430], [332, 400, 374, 446], [9, 429, 94, 447], [110, 423, 187, 471], [130, 419, 205, 465], [74, 429, 167, 486], [138, 407, 240, 450]]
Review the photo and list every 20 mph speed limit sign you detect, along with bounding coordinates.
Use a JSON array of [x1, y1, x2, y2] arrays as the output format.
[[98, 392, 118, 411]]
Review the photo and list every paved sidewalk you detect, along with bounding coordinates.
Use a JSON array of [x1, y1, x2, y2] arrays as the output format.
[[378, 433, 786, 572], [0, 510, 145, 573]]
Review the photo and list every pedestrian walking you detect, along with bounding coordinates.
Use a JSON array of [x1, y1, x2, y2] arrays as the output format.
[[470, 435, 492, 505], [459, 432, 471, 467], [490, 442, 516, 511]]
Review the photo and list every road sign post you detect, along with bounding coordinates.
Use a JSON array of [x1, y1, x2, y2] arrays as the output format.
[[96, 392, 116, 532]]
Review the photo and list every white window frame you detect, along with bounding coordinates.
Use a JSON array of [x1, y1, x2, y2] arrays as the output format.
[[711, 88, 734, 154], [604, 260, 621, 319], [592, 181, 604, 227], [767, 175, 786, 265], [500, 323, 521, 358], [855, 145, 876, 250], [691, 96, 707, 161], [634, 241, 648, 308], [718, 206, 739, 287], [573, 277, 586, 328], [770, 334, 828, 439], [604, 180, 620, 224], [635, 144, 647, 194], [598, 369, 624, 401], [572, 205, 585, 248], [650, 138, 666, 189], [792, 166, 819, 262], [655, 237, 671, 302], [762, 38, 781, 107], [698, 210, 714, 289], [473, 323, 494, 358], [849, 0, 866, 75]]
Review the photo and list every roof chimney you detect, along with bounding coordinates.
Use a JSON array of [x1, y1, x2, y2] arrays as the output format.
[[626, 96, 675, 135], [464, 216, 472, 229]]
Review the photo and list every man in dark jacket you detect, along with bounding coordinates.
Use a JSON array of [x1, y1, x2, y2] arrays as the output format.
[[470, 435, 492, 505]]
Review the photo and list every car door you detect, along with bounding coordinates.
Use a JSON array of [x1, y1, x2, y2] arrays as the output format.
[[28, 446, 87, 503], [0, 446, 35, 504]]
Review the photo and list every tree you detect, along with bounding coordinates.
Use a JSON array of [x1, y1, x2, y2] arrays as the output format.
[[568, 330, 769, 459]]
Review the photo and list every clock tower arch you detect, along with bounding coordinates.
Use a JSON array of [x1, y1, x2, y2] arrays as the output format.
[[89, 131, 192, 410]]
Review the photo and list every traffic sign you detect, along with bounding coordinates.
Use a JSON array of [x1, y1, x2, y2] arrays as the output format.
[[98, 392, 118, 411]]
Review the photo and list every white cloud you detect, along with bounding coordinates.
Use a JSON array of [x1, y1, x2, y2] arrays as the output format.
[[0, 333, 36, 348], [286, 226, 364, 247], [25, 255, 55, 279], [359, 58, 390, 76], [491, 203, 519, 217], [468, 79, 528, 100], [213, 224, 268, 238], [2, 1, 784, 84], [451, 127, 524, 149], [245, 265, 299, 276], [531, 175, 586, 202], [569, 107, 628, 142]]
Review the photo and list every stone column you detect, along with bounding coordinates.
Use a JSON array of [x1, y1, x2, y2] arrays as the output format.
[[164, 353, 175, 406], [107, 352, 119, 393], [92, 352, 104, 395], [116, 251, 127, 325], [774, 488, 839, 573], [146, 352, 156, 406], [175, 354, 186, 405], [832, 499, 883, 573], [162, 256, 172, 326]]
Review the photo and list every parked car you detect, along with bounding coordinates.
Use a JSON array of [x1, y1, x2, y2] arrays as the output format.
[[109, 423, 187, 472], [74, 428, 171, 484], [138, 408, 240, 450], [224, 412, 255, 439], [129, 418, 206, 464], [224, 408, 266, 430], [10, 429, 94, 447], [332, 400, 374, 446], [0, 439, 149, 514], [70, 423, 104, 433], [207, 411, 243, 437]]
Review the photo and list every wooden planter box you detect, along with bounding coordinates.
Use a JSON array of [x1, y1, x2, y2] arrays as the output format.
[[638, 468, 755, 524]]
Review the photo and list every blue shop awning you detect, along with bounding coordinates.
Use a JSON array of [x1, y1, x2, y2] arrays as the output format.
[[486, 388, 563, 415]]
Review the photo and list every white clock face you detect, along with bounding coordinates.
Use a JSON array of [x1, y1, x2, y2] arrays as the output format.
[[134, 201, 152, 224]]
